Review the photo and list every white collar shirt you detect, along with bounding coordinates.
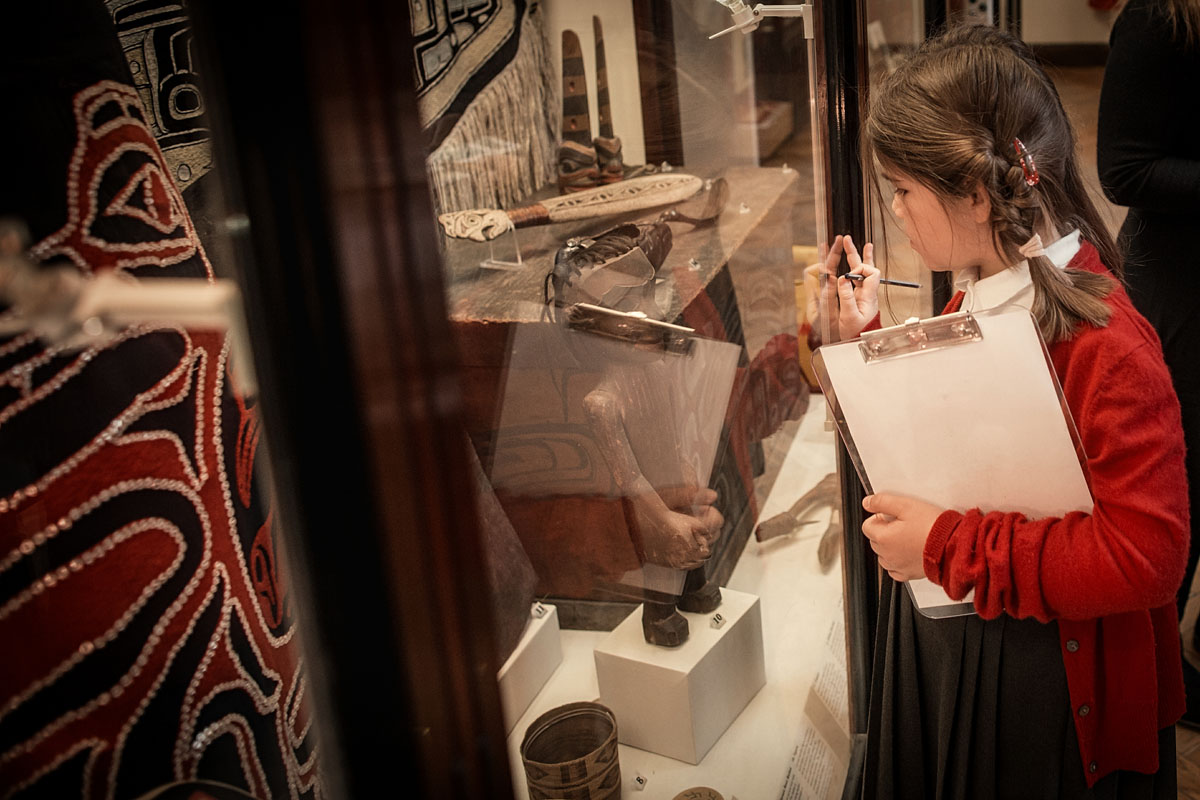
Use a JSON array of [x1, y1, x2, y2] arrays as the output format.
[[954, 229, 1083, 313]]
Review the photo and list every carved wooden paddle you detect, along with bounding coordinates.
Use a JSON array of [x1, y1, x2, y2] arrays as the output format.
[[437, 173, 703, 242]]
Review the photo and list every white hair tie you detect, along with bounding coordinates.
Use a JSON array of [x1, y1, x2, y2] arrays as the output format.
[[1018, 233, 1046, 259]]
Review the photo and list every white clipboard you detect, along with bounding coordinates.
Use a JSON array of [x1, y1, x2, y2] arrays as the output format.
[[811, 306, 1094, 618]]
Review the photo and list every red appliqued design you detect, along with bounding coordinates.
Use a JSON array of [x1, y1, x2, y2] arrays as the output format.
[[250, 512, 288, 630], [235, 391, 261, 511], [29, 81, 213, 279], [0, 79, 317, 798]]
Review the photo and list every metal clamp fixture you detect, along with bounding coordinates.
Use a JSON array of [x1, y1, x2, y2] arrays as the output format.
[[709, 2, 814, 39], [858, 313, 983, 363]]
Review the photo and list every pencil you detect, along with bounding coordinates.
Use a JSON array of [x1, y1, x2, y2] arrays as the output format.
[[843, 272, 921, 289]]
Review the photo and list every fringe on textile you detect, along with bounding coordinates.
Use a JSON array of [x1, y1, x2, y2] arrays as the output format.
[[425, 7, 559, 215]]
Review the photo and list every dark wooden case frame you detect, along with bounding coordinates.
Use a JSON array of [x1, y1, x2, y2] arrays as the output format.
[[191, 1, 512, 795]]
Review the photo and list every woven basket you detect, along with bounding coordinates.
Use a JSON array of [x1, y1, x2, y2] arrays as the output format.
[[520, 701, 621, 800]]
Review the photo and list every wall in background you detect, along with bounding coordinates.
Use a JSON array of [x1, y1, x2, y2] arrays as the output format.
[[1021, 0, 1117, 44]]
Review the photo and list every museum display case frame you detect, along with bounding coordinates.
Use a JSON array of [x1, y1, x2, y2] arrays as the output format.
[[190, 2, 513, 795], [184, 0, 927, 796]]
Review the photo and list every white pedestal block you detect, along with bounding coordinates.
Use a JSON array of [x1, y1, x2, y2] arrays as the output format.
[[593, 588, 766, 764], [498, 604, 563, 734]]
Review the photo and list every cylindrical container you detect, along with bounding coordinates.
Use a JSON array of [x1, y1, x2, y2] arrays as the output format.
[[520, 701, 621, 800]]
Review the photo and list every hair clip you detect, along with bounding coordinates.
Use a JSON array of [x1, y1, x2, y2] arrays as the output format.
[[1012, 137, 1039, 186]]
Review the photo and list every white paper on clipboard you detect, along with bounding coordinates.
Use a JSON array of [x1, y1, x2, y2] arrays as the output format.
[[811, 307, 1094, 618]]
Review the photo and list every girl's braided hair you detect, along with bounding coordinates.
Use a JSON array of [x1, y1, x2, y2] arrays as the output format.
[[865, 24, 1119, 343]]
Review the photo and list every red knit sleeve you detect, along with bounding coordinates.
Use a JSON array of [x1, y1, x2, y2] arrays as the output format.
[[923, 509, 963, 584], [924, 332, 1189, 621]]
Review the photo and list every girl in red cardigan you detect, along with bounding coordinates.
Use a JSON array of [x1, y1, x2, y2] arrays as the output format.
[[831, 25, 1190, 799]]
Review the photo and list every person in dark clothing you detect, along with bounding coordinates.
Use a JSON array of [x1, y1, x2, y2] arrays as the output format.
[[1098, 0, 1200, 724]]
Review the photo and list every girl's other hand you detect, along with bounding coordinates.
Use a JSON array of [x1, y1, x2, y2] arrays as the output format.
[[823, 234, 879, 340], [861, 492, 942, 582]]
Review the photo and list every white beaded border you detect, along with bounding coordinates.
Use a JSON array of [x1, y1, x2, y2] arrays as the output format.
[[0, 479, 213, 767], [104, 161, 188, 236], [105, 562, 224, 798], [0, 517, 182, 625], [0, 331, 37, 360], [284, 661, 309, 750], [0, 326, 194, 515], [183, 713, 265, 795], [30, 81, 213, 280], [174, 571, 287, 793], [176, 601, 280, 771], [112, 346, 210, 493], [2, 737, 104, 799], [281, 659, 319, 786], [212, 338, 295, 649]]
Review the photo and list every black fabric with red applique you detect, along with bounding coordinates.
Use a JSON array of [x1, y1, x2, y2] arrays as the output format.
[[0, 3, 318, 797]]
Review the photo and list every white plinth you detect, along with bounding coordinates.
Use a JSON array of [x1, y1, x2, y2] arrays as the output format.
[[498, 604, 563, 734], [593, 588, 766, 764]]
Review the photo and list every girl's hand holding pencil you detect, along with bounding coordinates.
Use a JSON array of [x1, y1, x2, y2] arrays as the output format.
[[824, 234, 880, 340]]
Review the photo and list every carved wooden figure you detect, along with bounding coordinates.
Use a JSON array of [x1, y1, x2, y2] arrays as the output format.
[[582, 347, 725, 646]]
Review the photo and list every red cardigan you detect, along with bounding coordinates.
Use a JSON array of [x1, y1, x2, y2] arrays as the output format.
[[919, 241, 1189, 785]]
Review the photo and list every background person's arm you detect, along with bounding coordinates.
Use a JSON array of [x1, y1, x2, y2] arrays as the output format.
[[1097, 0, 1200, 213]]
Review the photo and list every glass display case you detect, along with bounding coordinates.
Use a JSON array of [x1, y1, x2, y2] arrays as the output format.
[[424, 3, 869, 796], [0, 0, 945, 798]]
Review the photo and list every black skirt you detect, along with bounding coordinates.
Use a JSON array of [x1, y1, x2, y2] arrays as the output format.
[[862, 577, 1176, 800]]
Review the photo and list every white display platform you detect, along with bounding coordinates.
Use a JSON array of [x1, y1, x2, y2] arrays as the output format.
[[505, 395, 850, 799], [594, 589, 765, 764], [497, 604, 563, 734]]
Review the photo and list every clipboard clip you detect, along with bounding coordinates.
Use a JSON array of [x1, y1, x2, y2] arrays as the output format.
[[858, 312, 983, 362], [565, 302, 696, 355]]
